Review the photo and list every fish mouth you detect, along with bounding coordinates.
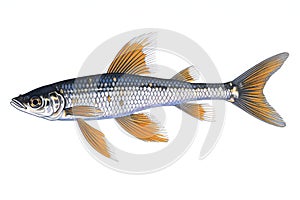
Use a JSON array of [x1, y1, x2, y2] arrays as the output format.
[[10, 98, 26, 110]]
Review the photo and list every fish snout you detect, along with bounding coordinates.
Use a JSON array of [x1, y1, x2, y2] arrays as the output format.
[[10, 96, 27, 110]]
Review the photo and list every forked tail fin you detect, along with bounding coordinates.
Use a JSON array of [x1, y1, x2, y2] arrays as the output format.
[[231, 52, 288, 127]]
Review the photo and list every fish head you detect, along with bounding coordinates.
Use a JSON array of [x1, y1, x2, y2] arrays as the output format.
[[11, 85, 65, 120]]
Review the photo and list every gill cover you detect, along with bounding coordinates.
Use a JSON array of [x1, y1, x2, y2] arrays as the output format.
[[44, 91, 65, 120]]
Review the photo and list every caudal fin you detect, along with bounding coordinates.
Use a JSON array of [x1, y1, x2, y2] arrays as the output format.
[[231, 52, 288, 127]]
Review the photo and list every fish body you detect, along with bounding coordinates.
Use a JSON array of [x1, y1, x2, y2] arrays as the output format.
[[55, 73, 230, 120], [11, 33, 288, 159]]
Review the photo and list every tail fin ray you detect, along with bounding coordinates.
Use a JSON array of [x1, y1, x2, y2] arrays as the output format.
[[232, 52, 288, 127]]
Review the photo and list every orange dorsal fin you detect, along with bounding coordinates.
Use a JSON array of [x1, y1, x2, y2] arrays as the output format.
[[107, 33, 156, 75], [171, 66, 201, 82]]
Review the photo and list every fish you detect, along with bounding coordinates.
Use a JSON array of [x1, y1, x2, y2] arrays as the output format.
[[10, 33, 288, 159]]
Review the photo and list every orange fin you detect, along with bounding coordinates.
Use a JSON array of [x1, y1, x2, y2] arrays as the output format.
[[65, 106, 103, 117], [176, 103, 214, 121], [107, 33, 156, 75], [231, 52, 288, 127], [115, 113, 168, 142], [171, 66, 200, 82], [77, 119, 113, 159]]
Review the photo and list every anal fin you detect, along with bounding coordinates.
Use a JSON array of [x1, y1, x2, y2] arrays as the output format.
[[176, 103, 214, 121], [115, 113, 168, 142]]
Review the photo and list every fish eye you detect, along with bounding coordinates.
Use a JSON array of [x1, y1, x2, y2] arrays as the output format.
[[29, 96, 42, 108]]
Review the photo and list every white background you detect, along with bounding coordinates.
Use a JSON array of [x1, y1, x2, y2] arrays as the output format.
[[0, 1, 299, 199]]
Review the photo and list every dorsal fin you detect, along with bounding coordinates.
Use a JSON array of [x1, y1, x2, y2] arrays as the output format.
[[107, 33, 156, 75], [171, 66, 201, 82]]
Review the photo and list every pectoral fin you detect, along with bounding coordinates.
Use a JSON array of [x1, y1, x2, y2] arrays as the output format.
[[65, 106, 103, 118], [77, 119, 113, 159], [115, 113, 168, 142]]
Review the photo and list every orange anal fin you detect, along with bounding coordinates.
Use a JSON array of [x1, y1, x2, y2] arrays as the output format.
[[115, 113, 168, 142], [176, 103, 214, 121], [77, 119, 113, 159]]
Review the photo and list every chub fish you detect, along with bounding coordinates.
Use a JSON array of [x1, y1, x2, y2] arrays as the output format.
[[11, 33, 288, 159]]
